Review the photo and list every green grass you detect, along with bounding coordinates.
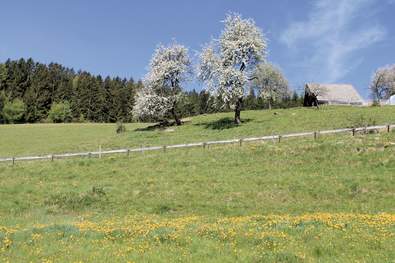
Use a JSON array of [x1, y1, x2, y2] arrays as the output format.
[[0, 106, 395, 262], [1, 106, 395, 157]]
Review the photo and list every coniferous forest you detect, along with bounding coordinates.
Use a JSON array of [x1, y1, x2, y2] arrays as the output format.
[[0, 58, 303, 124]]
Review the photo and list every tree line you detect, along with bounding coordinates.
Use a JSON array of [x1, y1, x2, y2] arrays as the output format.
[[0, 57, 302, 124], [0, 58, 141, 123]]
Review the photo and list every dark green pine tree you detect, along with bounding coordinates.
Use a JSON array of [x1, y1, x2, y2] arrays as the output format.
[[123, 78, 137, 122], [92, 75, 107, 122], [0, 91, 6, 123], [71, 71, 91, 121], [291, 91, 302, 107], [25, 63, 53, 122], [72, 72, 106, 122], [179, 89, 200, 117], [3, 58, 34, 101], [102, 76, 112, 122], [198, 90, 210, 114], [0, 63, 7, 90], [106, 77, 123, 122], [48, 63, 74, 103], [244, 87, 258, 110]]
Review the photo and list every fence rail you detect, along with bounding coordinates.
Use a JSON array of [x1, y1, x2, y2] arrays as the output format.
[[1, 124, 394, 164]]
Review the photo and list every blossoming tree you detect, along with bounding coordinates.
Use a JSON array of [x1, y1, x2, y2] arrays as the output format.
[[251, 63, 289, 110], [198, 13, 267, 124], [370, 65, 395, 103], [133, 42, 191, 125]]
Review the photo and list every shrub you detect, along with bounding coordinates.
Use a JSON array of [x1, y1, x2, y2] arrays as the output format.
[[0, 92, 6, 123], [45, 186, 107, 211], [116, 121, 126, 134], [2, 98, 26, 123], [48, 101, 72, 123], [371, 100, 380, 107]]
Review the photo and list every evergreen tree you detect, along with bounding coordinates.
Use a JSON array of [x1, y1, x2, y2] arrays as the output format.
[[0, 91, 6, 123], [25, 63, 52, 122], [0, 58, 141, 123], [244, 87, 258, 110]]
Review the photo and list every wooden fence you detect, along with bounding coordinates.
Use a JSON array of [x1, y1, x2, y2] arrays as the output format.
[[1, 124, 393, 165]]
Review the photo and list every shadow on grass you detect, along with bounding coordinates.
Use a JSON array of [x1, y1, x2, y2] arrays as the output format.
[[195, 117, 252, 130], [134, 121, 177, 132], [134, 125, 166, 132]]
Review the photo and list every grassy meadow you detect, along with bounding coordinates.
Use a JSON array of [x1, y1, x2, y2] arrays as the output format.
[[1, 105, 395, 157], [0, 106, 395, 262]]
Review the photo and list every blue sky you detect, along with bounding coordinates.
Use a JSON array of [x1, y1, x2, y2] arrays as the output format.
[[1, 0, 394, 98]]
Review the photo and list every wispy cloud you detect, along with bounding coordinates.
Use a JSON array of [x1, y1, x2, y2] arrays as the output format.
[[280, 0, 386, 83]]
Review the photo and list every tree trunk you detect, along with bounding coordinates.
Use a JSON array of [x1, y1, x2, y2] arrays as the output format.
[[268, 99, 272, 110], [171, 107, 181, 126], [234, 97, 243, 125]]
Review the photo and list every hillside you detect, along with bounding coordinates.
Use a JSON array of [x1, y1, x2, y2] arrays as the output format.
[[1, 106, 395, 157], [0, 106, 394, 262]]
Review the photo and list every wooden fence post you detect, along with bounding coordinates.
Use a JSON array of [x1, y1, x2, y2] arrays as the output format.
[[12, 157, 15, 166], [88, 152, 92, 159], [352, 128, 356, 136], [239, 139, 243, 147], [127, 149, 130, 157], [51, 155, 54, 162], [387, 124, 391, 133], [314, 131, 318, 140], [163, 146, 167, 153], [203, 142, 207, 149], [278, 135, 282, 143]]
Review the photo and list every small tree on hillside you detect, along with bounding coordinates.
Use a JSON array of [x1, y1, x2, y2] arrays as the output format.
[[133, 42, 191, 125], [370, 65, 395, 103], [198, 13, 267, 124], [2, 98, 26, 123], [48, 101, 72, 123], [251, 63, 289, 110]]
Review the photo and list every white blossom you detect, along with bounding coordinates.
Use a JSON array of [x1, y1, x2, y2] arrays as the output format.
[[132, 87, 172, 120], [251, 63, 289, 108], [198, 13, 267, 122], [370, 65, 395, 102], [133, 42, 191, 123], [220, 14, 267, 69]]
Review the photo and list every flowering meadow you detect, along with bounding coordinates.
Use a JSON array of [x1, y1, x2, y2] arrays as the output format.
[[1, 213, 394, 262], [0, 108, 395, 261]]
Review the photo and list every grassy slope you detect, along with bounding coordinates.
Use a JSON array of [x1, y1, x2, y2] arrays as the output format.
[[0, 107, 395, 262], [1, 106, 395, 157]]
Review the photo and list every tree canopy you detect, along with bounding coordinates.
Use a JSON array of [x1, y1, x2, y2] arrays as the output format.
[[198, 13, 267, 124], [0, 58, 138, 123], [133, 42, 191, 125], [370, 65, 395, 102], [251, 63, 290, 110]]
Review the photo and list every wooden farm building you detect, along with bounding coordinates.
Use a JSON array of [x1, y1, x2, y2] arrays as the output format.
[[305, 83, 365, 106]]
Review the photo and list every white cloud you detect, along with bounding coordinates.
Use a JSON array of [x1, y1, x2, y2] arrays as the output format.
[[280, 0, 386, 83]]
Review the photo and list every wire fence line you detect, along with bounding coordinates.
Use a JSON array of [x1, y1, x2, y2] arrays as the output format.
[[1, 124, 394, 165]]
